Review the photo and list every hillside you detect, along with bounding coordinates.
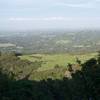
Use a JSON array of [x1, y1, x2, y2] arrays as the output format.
[[0, 52, 100, 100], [20, 53, 97, 71]]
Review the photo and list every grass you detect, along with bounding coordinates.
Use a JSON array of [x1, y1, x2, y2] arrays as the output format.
[[20, 53, 97, 71]]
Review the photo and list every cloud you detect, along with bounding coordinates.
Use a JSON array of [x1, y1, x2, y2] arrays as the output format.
[[54, 0, 100, 8], [9, 17, 71, 21], [56, 2, 94, 8], [1, 16, 100, 30], [8, 17, 100, 21]]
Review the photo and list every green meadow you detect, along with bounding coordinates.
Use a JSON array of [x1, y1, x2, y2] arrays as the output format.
[[20, 53, 97, 71]]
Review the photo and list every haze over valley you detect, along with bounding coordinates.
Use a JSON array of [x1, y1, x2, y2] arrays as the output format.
[[0, 29, 100, 54]]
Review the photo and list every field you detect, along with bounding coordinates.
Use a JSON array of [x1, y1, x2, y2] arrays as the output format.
[[20, 53, 97, 71]]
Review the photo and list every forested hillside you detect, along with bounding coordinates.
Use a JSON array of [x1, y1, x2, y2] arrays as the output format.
[[0, 52, 100, 100]]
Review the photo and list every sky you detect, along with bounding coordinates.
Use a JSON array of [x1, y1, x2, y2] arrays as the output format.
[[0, 0, 100, 31]]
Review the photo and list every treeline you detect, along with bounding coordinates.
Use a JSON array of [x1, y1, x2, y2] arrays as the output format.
[[0, 52, 100, 100]]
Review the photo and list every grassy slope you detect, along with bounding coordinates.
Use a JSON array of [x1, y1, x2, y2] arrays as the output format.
[[20, 53, 97, 72]]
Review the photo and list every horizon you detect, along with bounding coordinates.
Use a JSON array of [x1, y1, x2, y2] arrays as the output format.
[[0, 28, 100, 32]]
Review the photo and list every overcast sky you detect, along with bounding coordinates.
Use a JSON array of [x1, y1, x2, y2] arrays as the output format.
[[0, 0, 100, 31]]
